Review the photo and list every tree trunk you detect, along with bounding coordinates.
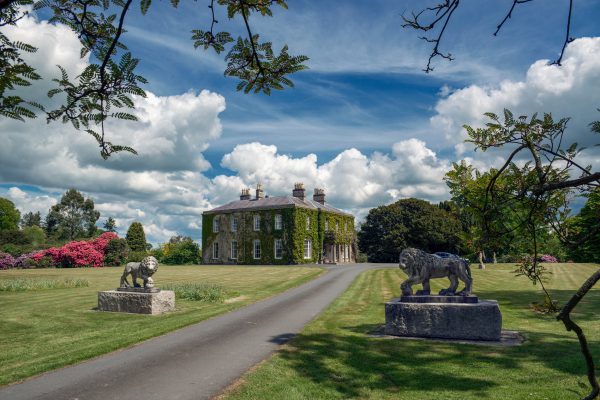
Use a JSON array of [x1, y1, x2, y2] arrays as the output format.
[[557, 268, 600, 400]]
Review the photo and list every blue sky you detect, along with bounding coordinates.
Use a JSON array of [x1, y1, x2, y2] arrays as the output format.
[[1, 1, 600, 243]]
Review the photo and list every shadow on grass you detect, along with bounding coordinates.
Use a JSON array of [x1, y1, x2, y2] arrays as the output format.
[[270, 326, 599, 399], [265, 286, 599, 399], [269, 331, 498, 398]]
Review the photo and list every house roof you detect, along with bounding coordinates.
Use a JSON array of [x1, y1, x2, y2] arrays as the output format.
[[203, 195, 353, 217]]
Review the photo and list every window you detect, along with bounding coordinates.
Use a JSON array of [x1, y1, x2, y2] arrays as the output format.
[[325, 219, 329, 231], [230, 240, 238, 259], [253, 214, 260, 231], [274, 214, 282, 230], [304, 239, 312, 259], [306, 216, 310, 230], [274, 239, 283, 259], [345, 221, 348, 231], [212, 242, 219, 259], [335, 221, 339, 232], [253, 239, 261, 259], [213, 217, 220, 233], [231, 217, 238, 232]]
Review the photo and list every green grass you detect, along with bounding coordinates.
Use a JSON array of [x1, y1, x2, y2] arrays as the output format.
[[162, 282, 233, 302], [223, 263, 600, 400], [0, 265, 323, 386], [0, 277, 89, 291]]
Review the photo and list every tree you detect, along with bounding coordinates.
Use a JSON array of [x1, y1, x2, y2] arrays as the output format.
[[21, 211, 41, 227], [126, 221, 147, 252], [46, 188, 100, 240], [104, 238, 129, 266], [358, 198, 463, 263], [453, 110, 599, 399], [0, 197, 21, 230], [402, 0, 578, 72], [160, 235, 201, 264], [567, 188, 600, 263], [103, 217, 117, 232], [22, 225, 45, 246], [0, 0, 308, 158]]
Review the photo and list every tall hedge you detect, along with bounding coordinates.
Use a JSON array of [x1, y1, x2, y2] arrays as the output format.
[[126, 221, 147, 252]]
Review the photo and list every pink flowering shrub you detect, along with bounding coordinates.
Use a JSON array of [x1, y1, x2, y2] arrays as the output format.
[[539, 254, 558, 263], [90, 232, 118, 254], [27, 232, 121, 268], [0, 252, 15, 270]]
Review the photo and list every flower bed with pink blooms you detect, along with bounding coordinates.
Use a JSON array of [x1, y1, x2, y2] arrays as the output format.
[[1, 232, 120, 269]]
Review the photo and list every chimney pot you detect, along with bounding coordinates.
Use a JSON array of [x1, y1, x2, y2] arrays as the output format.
[[255, 183, 264, 200], [292, 182, 306, 200], [313, 188, 326, 204], [240, 188, 251, 200]]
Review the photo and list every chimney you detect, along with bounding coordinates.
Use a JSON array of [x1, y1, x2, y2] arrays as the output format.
[[255, 183, 264, 200], [240, 188, 251, 200], [292, 182, 305, 200], [313, 188, 325, 204]]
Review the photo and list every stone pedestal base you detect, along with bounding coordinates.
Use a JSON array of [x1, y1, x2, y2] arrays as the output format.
[[98, 290, 175, 315], [385, 297, 502, 341]]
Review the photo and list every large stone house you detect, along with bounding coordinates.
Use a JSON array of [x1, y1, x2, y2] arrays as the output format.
[[202, 184, 355, 265]]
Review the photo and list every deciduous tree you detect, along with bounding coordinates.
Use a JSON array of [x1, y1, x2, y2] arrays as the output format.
[[0, 197, 21, 230], [46, 188, 100, 240], [358, 198, 463, 262]]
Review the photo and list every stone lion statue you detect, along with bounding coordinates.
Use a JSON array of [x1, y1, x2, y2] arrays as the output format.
[[398, 248, 472, 296], [120, 256, 159, 289]]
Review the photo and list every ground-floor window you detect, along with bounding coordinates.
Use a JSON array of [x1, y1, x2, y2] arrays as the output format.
[[230, 240, 238, 259], [253, 239, 261, 259], [212, 242, 219, 259], [304, 239, 312, 259], [274, 238, 283, 259]]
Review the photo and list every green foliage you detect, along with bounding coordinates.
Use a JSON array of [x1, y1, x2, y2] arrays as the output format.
[[1, 0, 306, 158], [45, 189, 100, 240], [0, 229, 30, 246], [102, 217, 116, 232], [0, 2, 43, 122], [125, 221, 147, 252], [567, 188, 600, 263], [0, 198, 21, 231], [0, 277, 89, 292], [161, 282, 230, 302], [21, 211, 41, 228], [104, 238, 129, 266], [22, 226, 46, 246], [160, 236, 201, 264], [126, 250, 147, 263], [358, 198, 463, 263]]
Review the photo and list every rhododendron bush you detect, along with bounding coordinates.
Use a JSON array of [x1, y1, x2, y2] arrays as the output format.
[[26, 232, 120, 268]]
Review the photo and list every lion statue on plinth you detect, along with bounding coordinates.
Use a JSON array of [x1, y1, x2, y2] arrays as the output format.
[[398, 248, 472, 296], [120, 256, 159, 289]]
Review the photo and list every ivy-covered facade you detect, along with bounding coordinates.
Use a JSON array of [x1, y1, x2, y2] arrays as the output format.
[[202, 185, 356, 265]]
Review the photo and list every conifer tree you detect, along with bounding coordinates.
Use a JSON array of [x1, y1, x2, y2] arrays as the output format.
[[126, 221, 147, 252]]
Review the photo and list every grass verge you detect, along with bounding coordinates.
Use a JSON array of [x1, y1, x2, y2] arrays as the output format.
[[0, 265, 323, 386], [223, 263, 600, 400], [0, 277, 89, 291]]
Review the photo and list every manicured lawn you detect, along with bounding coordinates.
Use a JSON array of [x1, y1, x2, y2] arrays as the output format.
[[223, 263, 600, 400], [0, 265, 323, 386]]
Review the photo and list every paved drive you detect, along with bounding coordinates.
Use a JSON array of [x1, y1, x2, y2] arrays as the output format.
[[0, 263, 394, 400]]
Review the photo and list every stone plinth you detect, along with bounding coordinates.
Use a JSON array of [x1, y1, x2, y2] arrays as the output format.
[[98, 289, 175, 315], [385, 297, 502, 341]]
